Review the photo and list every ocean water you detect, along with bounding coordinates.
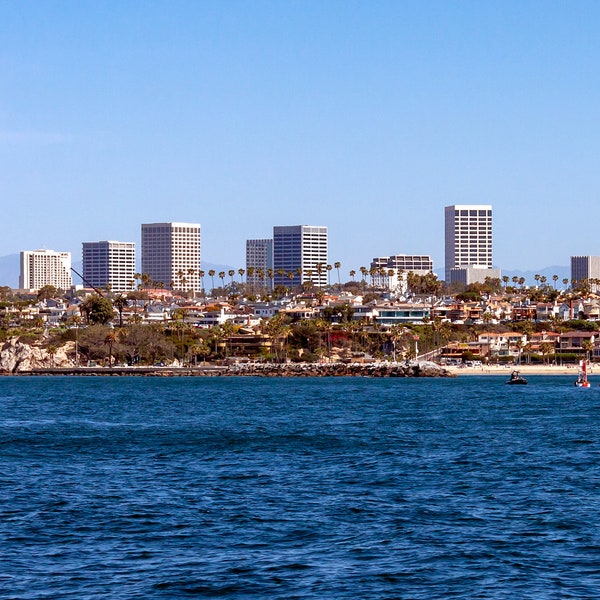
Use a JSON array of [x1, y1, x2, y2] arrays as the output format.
[[2, 375, 600, 599]]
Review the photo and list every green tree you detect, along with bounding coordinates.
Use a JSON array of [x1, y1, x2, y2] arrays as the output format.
[[80, 295, 115, 325], [37, 285, 58, 301]]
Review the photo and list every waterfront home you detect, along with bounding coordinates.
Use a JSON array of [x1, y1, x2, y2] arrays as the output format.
[[477, 332, 528, 360], [375, 303, 431, 326], [556, 331, 596, 357]]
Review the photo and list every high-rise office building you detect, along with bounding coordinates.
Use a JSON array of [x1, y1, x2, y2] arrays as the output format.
[[273, 225, 328, 288], [246, 239, 274, 290], [82, 241, 136, 292], [445, 205, 493, 283], [571, 256, 600, 285], [19, 249, 72, 291], [141, 222, 201, 292]]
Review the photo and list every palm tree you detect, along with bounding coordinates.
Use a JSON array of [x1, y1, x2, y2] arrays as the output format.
[[369, 267, 377, 287], [540, 341, 555, 365], [305, 269, 313, 287], [112, 295, 129, 328], [199, 270, 206, 294], [387, 269, 395, 289], [334, 262, 341, 289], [208, 270, 216, 293], [46, 344, 58, 367], [502, 275, 509, 289], [582, 339, 594, 363], [218, 271, 226, 291], [247, 266, 255, 294], [104, 331, 117, 368], [349, 269, 356, 282], [326, 264, 332, 289], [238, 268, 245, 284], [187, 268, 196, 297], [316, 263, 325, 288], [552, 274, 558, 289], [257, 269, 265, 296], [359, 266, 367, 285]]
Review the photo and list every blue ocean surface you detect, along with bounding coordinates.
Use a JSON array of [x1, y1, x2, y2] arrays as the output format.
[[2, 375, 600, 599]]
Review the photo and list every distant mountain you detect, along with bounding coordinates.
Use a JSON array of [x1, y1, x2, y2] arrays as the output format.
[[501, 265, 570, 287], [201, 262, 236, 273], [0, 254, 19, 288]]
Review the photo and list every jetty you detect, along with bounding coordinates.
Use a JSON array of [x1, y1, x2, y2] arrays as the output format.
[[8, 360, 454, 378]]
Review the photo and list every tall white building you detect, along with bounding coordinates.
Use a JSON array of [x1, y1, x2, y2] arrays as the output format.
[[445, 205, 493, 283], [19, 249, 72, 291], [82, 241, 136, 292], [273, 225, 328, 288], [141, 222, 201, 292], [246, 239, 274, 290]]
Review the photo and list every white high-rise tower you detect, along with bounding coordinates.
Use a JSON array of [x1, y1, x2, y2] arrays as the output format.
[[445, 205, 493, 283]]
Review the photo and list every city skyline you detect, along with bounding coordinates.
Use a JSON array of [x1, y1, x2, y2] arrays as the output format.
[[3, 3, 600, 271]]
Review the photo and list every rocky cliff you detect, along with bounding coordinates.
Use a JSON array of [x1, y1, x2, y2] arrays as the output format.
[[0, 338, 74, 373]]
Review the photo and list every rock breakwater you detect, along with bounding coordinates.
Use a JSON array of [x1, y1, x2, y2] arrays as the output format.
[[11, 360, 455, 378]]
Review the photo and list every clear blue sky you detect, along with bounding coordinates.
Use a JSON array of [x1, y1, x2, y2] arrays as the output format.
[[2, 1, 600, 274]]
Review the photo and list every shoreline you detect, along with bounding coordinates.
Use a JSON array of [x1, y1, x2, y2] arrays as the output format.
[[1, 361, 453, 378], [2, 362, 591, 378], [444, 364, 589, 377]]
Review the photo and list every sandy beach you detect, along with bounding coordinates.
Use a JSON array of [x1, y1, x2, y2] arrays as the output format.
[[445, 364, 591, 377]]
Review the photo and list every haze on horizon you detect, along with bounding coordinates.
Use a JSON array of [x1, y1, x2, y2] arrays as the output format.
[[2, 1, 600, 273]]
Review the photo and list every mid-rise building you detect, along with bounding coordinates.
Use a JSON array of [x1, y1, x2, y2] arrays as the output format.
[[19, 249, 72, 291], [445, 204, 493, 283], [82, 241, 136, 292], [141, 222, 201, 292], [246, 239, 274, 291], [370, 255, 434, 290], [571, 256, 600, 288], [448, 266, 502, 286], [273, 225, 328, 288]]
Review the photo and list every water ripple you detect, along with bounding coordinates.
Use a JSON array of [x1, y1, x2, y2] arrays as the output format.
[[2, 376, 600, 598]]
